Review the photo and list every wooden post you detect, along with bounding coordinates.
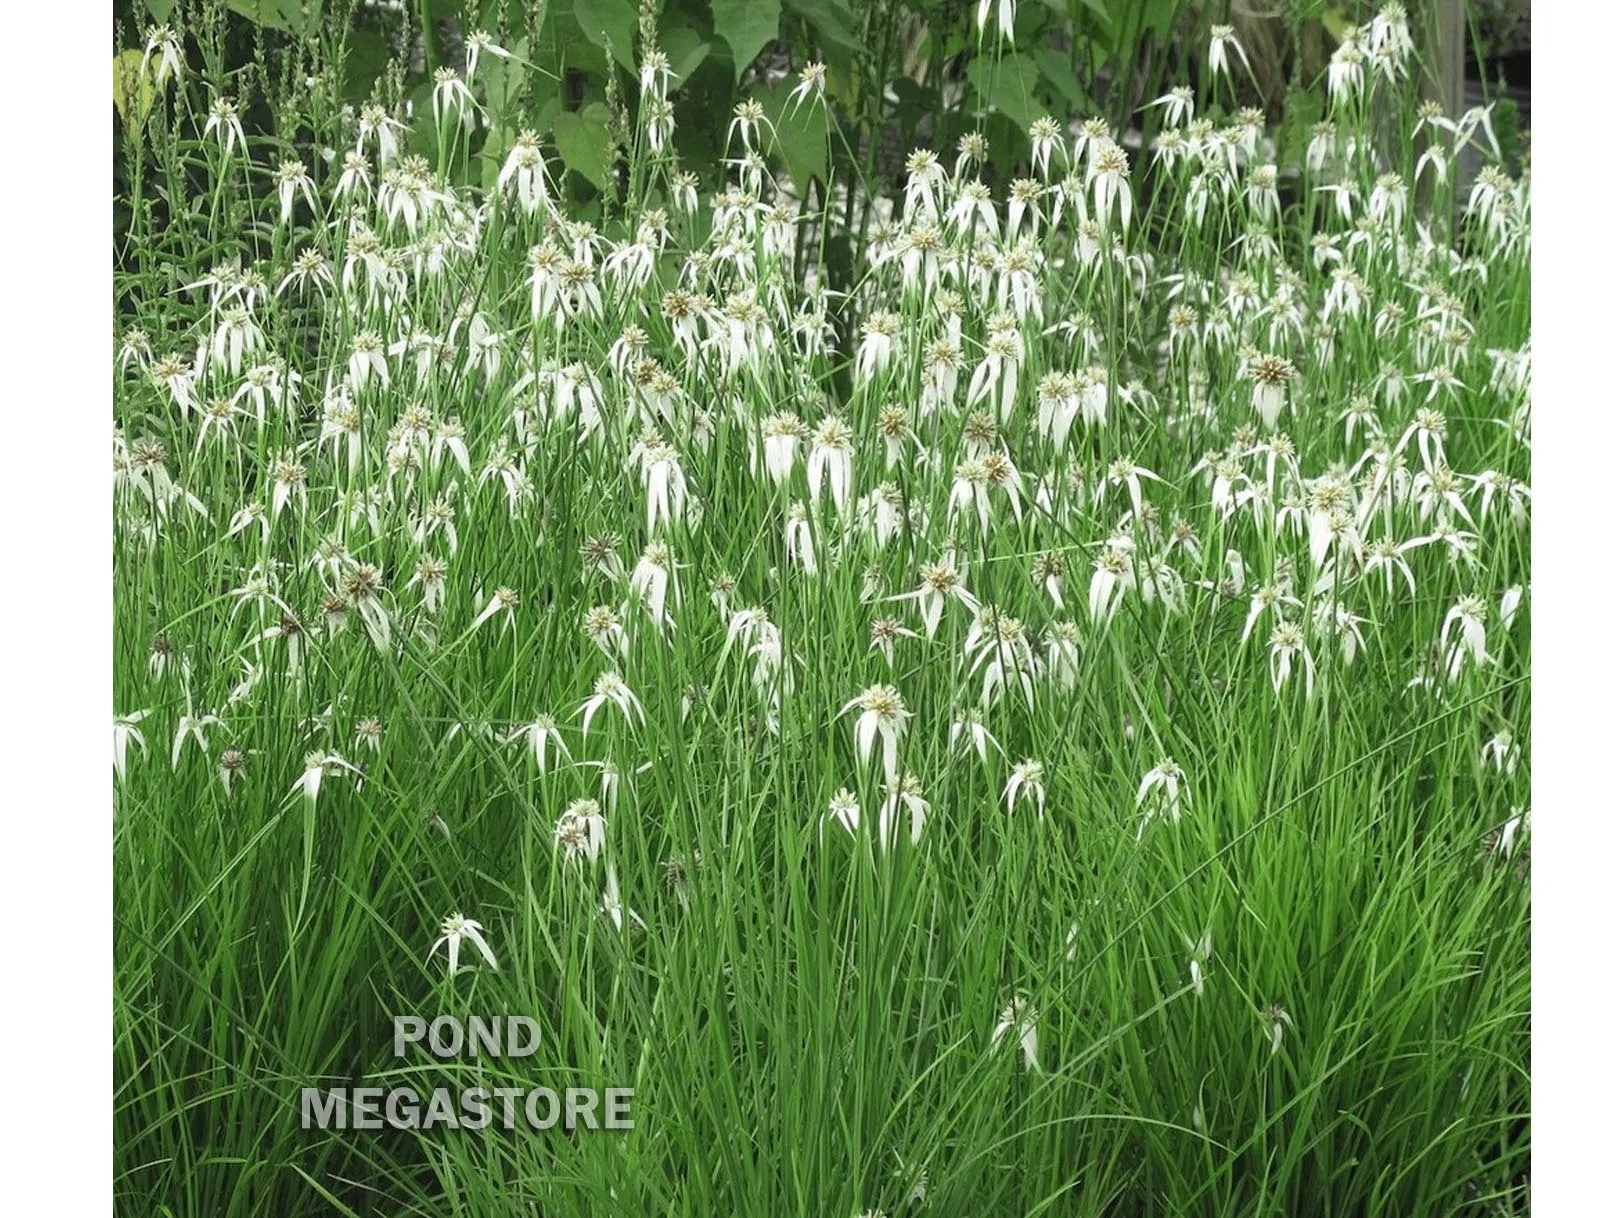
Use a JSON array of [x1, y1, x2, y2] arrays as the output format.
[[1434, 0, 1466, 119]]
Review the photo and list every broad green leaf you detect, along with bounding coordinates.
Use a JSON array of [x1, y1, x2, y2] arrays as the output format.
[[888, 77, 940, 139], [476, 35, 530, 115], [144, 0, 177, 20], [113, 50, 156, 129], [712, 0, 781, 83], [662, 25, 712, 84], [553, 102, 615, 190], [1035, 47, 1086, 110], [1321, 6, 1352, 43], [573, 0, 640, 73], [1141, 0, 1186, 38], [966, 52, 1045, 131], [762, 80, 829, 193], [1274, 83, 1322, 172], [786, 0, 862, 55], [553, 11, 611, 77], [341, 28, 391, 102], [480, 124, 510, 193], [225, 0, 296, 33]]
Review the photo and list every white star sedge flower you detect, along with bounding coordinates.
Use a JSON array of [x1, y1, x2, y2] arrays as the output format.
[[1314, 602, 1367, 665], [507, 714, 570, 774], [637, 47, 673, 99], [1481, 728, 1520, 775], [1030, 552, 1066, 609], [1087, 142, 1132, 231], [992, 996, 1040, 1071], [825, 787, 861, 838], [1149, 85, 1194, 127], [1136, 758, 1188, 837], [582, 604, 627, 660], [431, 67, 480, 131], [290, 751, 363, 804], [1363, 539, 1419, 597], [761, 412, 805, 485], [1440, 596, 1489, 680], [171, 704, 222, 769], [462, 29, 509, 84], [967, 327, 1025, 422], [1413, 365, 1466, 407], [1315, 181, 1356, 224], [1043, 620, 1082, 690], [1499, 585, 1525, 630], [1328, 39, 1365, 107], [788, 61, 827, 112], [976, 0, 1016, 42], [948, 180, 999, 242], [331, 149, 373, 203], [892, 559, 977, 639], [869, 616, 918, 666], [640, 442, 688, 533], [114, 711, 150, 782], [1370, 4, 1414, 61], [1247, 164, 1280, 223], [783, 503, 818, 574], [949, 708, 1003, 764], [429, 913, 498, 975], [470, 586, 520, 634], [600, 862, 645, 932], [1028, 117, 1062, 179], [1368, 172, 1407, 230], [727, 98, 772, 152], [1249, 354, 1295, 429], [717, 606, 771, 674], [1208, 24, 1250, 80], [118, 327, 153, 375], [1268, 622, 1316, 697], [1260, 1002, 1295, 1055], [358, 102, 407, 164], [1004, 759, 1046, 818], [1243, 585, 1300, 645], [1306, 119, 1339, 173], [142, 24, 184, 87], [585, 759, 624, 813], [579, 672, 645, 737], [554, 797, 607, 864], [877, 773, 930, 848], [856, 311, 901, 383], [1100, 458, 1163, 520], [629, 541, 677, 628], [354, 718, 383, 754], [1088, 543, 1134, 624], [807, 416, 855, 514], [498, 130, 551, 215], [1492, 809, 1529, 861], [1184, 930, 1213, 998], [840, 683, 910, 782], [148, 355, 195, 417], [949, 460, 992, 532], [204, 96, 245, 158], [347, 330, 389, 392], [217, 747, 246, 794], [1390, 407, 1447, 472], [273, 159, 316, 224]]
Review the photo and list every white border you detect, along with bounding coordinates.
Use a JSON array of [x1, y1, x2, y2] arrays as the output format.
[[1533, 2, 1616, 1213], [0, 3, 1597, 1212], [1, 2, 111, 1208]]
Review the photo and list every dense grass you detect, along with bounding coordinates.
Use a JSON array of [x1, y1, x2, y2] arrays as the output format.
[[114, 7, 1529, 1215]]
